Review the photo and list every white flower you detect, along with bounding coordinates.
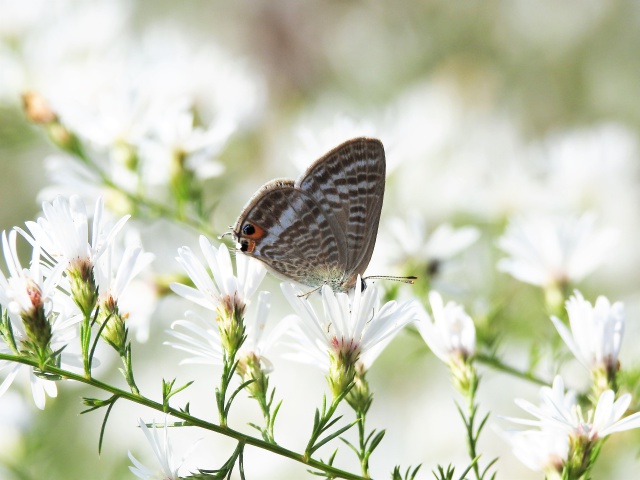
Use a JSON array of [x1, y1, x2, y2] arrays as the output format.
[[139, 108, 234, 185], [0, 231, 78, 410], [170, 236, 266, 313], [128, 417, 182, 480], [551, 291, 624, 374], [416, 291, 476, 364], [384, 212, 479, 271], [167, 291, 285, 367], [289, 113, 382, 172], [508, 376, 640, 442], [543, 124, 639, 215], [38, 154, 104, 204], [281, 279, 418, 371], [497, 213, 617, 288], [95, 244, 155, 310], [165, 310, 224, 365], [20, 196, 130, 272], [0, 348, 59, 411], [0, 230, 64, 321], [503, 428, 569, 473]]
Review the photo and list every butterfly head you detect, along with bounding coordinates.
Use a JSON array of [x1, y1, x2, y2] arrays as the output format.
[[233, 221, 266, 254]]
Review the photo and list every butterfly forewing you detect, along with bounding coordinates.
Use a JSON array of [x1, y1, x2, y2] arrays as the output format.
[[297, 138, 385, 278], [233, 137, 385, 292]]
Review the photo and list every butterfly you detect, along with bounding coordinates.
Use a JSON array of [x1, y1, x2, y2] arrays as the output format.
[[232, 137, 386, 293]]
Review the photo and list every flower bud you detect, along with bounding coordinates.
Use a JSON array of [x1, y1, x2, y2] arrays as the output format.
[[68, 259, 98, 318]]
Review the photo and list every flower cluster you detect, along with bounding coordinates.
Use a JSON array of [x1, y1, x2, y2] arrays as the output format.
[[502, 290, 638, 477], [0, 195, 152, 407], [504, 376, 640, 479]]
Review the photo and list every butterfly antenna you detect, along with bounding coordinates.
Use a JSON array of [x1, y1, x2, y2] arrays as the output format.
[[364, 275, 418, 285], [218, 227, 234, 240]]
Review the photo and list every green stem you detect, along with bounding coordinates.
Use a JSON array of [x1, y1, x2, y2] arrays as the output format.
[[71, 143, 218, 239], [357, 414, 370, 478], [81, 313, 92, 378], [216, 353, 237, 427], [457, 366, 481, 480], [475, 353, 548, 386], [0, 352, 368, 480]]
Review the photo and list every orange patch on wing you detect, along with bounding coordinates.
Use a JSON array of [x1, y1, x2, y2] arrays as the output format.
[[245, 224, 266, 240]]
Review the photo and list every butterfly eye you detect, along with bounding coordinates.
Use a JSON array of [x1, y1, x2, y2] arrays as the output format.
[[240, 240, 250, 252], [242, 224, 255, 235]]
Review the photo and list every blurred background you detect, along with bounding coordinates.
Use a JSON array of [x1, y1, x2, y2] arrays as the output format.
[[1, 0, 640, 479]]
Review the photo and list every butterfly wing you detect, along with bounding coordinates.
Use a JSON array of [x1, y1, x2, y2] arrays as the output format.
[[297, 137, 385, 282], [233, 180, 349, 289]]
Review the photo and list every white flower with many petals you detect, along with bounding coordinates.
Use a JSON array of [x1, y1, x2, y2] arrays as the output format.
[[497, 213, 617, 288], [416, 291, 476, 364], [166, 291, 285, 367], [21, 196, 130, 273], [165, 310, 224, 365], [502, 375, 640, 478], [170, 237, 266, 314], [0, 231, 64, 322], [129, 417, 183, 480], [0, 231, 78, 410], [171, 237, 266, 354], [551, 291, 624, 389], [282, 279, 418, 395], [507, 376, 640, 442]]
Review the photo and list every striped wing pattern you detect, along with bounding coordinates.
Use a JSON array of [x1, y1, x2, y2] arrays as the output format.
[[233, 137, 385, 292]]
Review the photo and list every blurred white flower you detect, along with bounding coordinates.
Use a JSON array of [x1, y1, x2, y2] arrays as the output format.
[[281, 279, 418, 371], [129, 417, 182, 480], [17, 12, 264, 201], [551, 291, 624, 380], [503, 428, 568, 474], [416, 291, 476, 364], [66, 87, 162, 153], [497, 213, 617, 288], [289, 112, 382, 172], [139, 108, 234, 185], [170, 237, 266, 314], [38, 155, 107, 204], [384, 212, 479, 273], [542, 124, 639, 213]]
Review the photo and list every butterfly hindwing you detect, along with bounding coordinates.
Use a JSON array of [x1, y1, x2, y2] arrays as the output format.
[[234, 182, 348, 287]]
